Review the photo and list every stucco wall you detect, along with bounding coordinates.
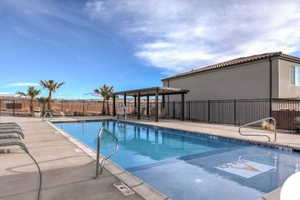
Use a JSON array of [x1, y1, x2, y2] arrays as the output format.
[[278, 59, 300, 98], [163, 59, 279, 101]]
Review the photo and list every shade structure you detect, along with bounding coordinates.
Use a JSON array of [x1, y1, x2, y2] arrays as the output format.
[[113, 87, 189, 122]]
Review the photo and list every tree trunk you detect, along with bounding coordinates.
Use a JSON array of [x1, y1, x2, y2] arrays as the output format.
[[102, 99, 105, 115], [48, 91, 52, 111], [107, 98, 110, 115], [42, 103, 46, 115], [30, 98, 34, 115]]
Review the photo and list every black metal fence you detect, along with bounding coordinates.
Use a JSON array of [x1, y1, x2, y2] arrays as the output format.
[[1, 97, 300, 130], [161, 98, 300, 131], [162, 99, 270, 125]]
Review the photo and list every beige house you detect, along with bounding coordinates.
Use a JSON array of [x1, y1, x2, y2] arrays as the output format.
[[162, 52, 300, 101]]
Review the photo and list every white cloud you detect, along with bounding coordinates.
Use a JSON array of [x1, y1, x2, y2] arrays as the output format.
[[85, 0, 300, 72], [7, 82, 39, 87]]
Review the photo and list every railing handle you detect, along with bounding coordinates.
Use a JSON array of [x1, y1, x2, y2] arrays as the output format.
[[238, 117, 277, 142], [95, 127, 119, 178]]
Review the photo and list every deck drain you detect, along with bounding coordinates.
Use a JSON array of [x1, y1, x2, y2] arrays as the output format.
[[113, 182, 135, 196]]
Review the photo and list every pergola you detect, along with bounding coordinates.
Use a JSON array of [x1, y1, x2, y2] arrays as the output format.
[[112, 87, 189, 122]]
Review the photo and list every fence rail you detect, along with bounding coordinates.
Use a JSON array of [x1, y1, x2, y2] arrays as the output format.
[[1, 97, 300, 131]]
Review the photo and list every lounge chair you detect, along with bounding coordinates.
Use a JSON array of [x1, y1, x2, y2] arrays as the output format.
[[0, 125, 22, 131], [0, 138, 27, 150], [0, 123, 24, 139], [0, 122, 18, 125], [0, 122, 21, 127], [0, 138, 42, 200], [0, 133, 22, 139], [0, 129, 24, 138], [0, 125, 23, 132]]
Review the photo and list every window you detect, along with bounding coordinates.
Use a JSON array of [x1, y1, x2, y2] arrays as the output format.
[[291, 66, 300, 86]]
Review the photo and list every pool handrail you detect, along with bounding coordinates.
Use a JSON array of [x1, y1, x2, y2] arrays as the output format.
[[121, 104, 127, 120], [238, 117, 277, 142], [95, 127, 120, 178]]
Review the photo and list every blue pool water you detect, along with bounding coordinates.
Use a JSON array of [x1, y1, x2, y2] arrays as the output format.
[[55, 120, 300, 200]]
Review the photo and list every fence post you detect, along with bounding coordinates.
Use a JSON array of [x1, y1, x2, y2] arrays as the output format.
[[190, 101, 192, 120], [166, 100, 169, 118], [234, 99, 237, 125], [13, 100, 16, 116], [188, 101, 191, 120], [181, 94, 185, 121], [83, 101, 85, 116], [173, 101, 175, 119], [207, 100, 210, 123], [61, 100, 64, 113]]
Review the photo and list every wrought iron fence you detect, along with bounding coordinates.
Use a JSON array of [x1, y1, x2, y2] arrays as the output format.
[[161, 99, 300, 131], [1, 97, 300, 131]]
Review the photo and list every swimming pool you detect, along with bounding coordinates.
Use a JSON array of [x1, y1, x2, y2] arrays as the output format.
[[55, 120, 300, 200]]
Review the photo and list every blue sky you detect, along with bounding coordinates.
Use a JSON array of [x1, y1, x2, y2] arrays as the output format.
[[1, 0, 300, 99]]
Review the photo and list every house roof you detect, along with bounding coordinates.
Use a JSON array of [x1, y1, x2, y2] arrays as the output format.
[[162, 52, 300, 81], [114, 87, 189, 96]]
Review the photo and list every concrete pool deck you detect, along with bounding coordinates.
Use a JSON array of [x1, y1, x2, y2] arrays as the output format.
[[2, 116, 300, 200], [0, 116, 167, 200]]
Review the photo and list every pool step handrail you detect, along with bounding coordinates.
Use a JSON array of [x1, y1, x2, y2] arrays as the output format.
[[122, 104, 127, 121], [238, 117, 277, 142], [42, 111, 53, 121], [95, 127, 120, 178]]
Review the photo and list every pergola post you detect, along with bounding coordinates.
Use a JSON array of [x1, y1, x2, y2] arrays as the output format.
[[181, 93, 185, 121], [112, 95, 116, 116], [124, 94, 127, 106], [155, 88, 159, 122], [134, 95, 137, 113], [137, 92, 141, 119], [162, 95, 165, 112], [146, 95, 150, 118]]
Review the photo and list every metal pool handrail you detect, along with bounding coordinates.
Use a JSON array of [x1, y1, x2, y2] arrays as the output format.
[[95, 128, 120, 178], [238, 117, 277, 142], [122, 104, 127, 120]]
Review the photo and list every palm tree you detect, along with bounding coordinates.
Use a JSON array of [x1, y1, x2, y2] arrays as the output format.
[[17, 86, 41, 114], [40, 80, 64, 111], [37, 97, 48, 115], [94, 84, 114, 115]]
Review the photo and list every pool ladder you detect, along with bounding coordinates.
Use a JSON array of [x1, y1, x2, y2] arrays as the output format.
[[95, 128, 120, 178], [238, 117, 277, 143]]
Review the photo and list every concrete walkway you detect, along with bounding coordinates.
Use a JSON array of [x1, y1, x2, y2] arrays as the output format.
[[0, 117, 144, 200]]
